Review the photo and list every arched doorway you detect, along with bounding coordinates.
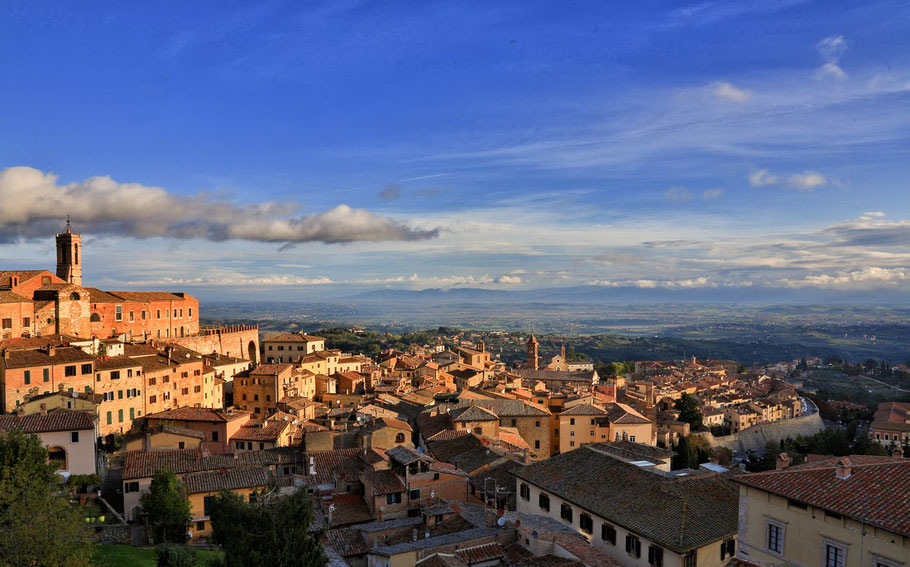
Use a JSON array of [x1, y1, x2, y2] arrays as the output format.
[[47, 446, 67, 471], [247, 341, 258, 365]]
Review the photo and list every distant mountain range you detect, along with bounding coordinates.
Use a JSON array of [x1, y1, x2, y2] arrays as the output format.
[[347, 285, 910, 305]]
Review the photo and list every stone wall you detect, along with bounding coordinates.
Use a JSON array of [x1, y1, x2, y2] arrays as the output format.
[[96, 524, 132, 545], [693, 412, 825, 452], [169, 325, 260, 363]]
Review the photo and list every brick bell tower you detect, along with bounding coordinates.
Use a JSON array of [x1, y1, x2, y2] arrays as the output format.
[[56, 216, 82, 286], [527, 334, 539, 370]]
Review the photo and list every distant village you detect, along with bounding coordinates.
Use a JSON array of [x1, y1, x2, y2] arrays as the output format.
[[1, 227, 908, 567]]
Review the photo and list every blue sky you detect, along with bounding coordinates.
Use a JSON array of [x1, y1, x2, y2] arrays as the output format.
[[2, 1, 910, 300]]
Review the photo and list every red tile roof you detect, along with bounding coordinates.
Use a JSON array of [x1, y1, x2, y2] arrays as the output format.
[[182, 466, 269, 494], [455, 542, 504, 564], [0, 410, 95, 432], [145, 406, 250, 423], [735, 456, 910, 537]]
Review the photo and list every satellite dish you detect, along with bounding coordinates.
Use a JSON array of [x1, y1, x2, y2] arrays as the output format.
[[497, 517, 506, 527]]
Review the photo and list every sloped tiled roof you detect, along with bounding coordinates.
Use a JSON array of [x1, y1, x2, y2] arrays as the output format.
[[2, 346, 94, 369], [231, 419, 290, 442], [734, 456, 910, 537], [559, 403, 606, 416], [455, 542, 503, 564], [0, 409, 95, 433], [451, 404, 499, 422], [146, 407, 250, 423], [182, 466, 269, 494], [514, 446, 740, 552], [361, 469, 405, 496]]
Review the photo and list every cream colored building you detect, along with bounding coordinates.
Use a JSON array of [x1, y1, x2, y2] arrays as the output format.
[[734, 455, 909, 567], [0, 410, 97, 476], [262, 332, 326, 363]]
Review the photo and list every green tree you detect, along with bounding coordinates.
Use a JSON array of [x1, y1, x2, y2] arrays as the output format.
[[674, 393, 704, 430], [210, 487, 327, 567], [0, 428, 96, 567], [140, 469, 192, 544]]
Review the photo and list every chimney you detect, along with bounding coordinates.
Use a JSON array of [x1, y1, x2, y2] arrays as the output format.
[[776, 453, 792, 470], [835, 457, 852, 480]]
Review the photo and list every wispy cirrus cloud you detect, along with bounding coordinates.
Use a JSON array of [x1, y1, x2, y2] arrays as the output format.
[[814, 35, 848, 80], [748, 169, 828, 191]]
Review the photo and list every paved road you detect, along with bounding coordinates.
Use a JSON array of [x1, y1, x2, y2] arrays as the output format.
[[862, 375, 910, 393]]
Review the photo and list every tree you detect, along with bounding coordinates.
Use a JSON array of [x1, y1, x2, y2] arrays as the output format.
[[210, 486, 327, 567], [0, 428, 96, 567], [674, 393, 704, 430], [140, 469, 192, 544]]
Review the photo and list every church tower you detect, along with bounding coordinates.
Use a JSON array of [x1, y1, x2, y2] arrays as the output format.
[[56, 216, 82, 286], [527, 335, 539, 370]]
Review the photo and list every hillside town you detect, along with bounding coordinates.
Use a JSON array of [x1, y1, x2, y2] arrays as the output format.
[[1, 228, 908, 567]]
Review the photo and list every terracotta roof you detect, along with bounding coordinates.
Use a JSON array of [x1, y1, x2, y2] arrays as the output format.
[[436, 399, 550, 418], [0, 291, 30, 304], [0, 270, 54, 287], [451, 405, 499, 422], [2, 346, 94, 369], [122, 447, 304, 479], [871, 401, 910, 432], [734, 456, 910, 537], [415, 554, 467, 567], [249, 363, 293, 375], [455, 542, 504, 564], [264, 332, 325, 343], [94, 355, 142, 370], [325, 527, 371, 557], [604, 402, 651, 425], [559, 403, 606, 416], [146, 407, 250, 423], [231, 419, 291, 442], [182, 466, 269, 494], [386, 445, 432, 466], [361, 469, 405, 496], [106, 291, 190, 302], [0, 410, 95, 433], [515, 446, 740, 552]]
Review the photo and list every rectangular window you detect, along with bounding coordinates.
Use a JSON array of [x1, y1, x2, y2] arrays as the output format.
[[111, 370, 120, 380], [212, 431, 219, 442], [156, 309, 161, 319], [23, 370, 30, 385], [65, 365, 77, 377], [626, 535, 641, 558], [71, 431, 79, 443], [117, 390, 123, 399], [648, 545, 663, 567], [520, 484, 530, 501], [128, 311, 134, 322], [236, 442, 244, 449], [141, 310, 146, 320], [204, 496, 214, 516], [124, 481, 140, 493], [129, 407, 135, 420], [410, 489, 420, 500], [386, 493, 402, 504], [534, 440, 541, 449], [721, 539, 735, 560], [118, 409, 123, 423], [683, 553, 697, 567], [149, 395, 156, 404], [196, 521, 205, 532], [1, 318, 11, 329], [115, 305, 122, 321], [43, 368, 49, 382], [81, 363, 92, 375], [767, 522, 784, 554], [825, 544, 845, 567], [22, 317, 30, 328], [602, 524, 616, 545], [560, 503, 573, 523], [539, 493, 550, 511], [106, 411, 112, 425], [188, 308, 192, 318], [579, 513, 593, 534], [570, 418, 575, 425]]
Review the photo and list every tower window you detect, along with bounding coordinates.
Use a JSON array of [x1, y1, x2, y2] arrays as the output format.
[[115, 305, 122, 321]]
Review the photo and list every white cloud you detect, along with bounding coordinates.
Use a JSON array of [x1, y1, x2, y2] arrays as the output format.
[[710, 81, 751, 103], [588, 276, 713, 289], [0, 166, 438, 244], [748, 169, 780, 187], [702, 188, 724, 199], [815, 35, 848, 80], [115, 275, 334, 286], [859, 211, 886, 221], [663, 186, 693, 202], [749, 168, 828, 191], [782, 267, 907, 289], [494, 275, 522, 284], [786, 171, 828, 191]]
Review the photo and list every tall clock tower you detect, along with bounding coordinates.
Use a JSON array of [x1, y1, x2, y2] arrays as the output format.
[[56, 216, 82, 286]]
